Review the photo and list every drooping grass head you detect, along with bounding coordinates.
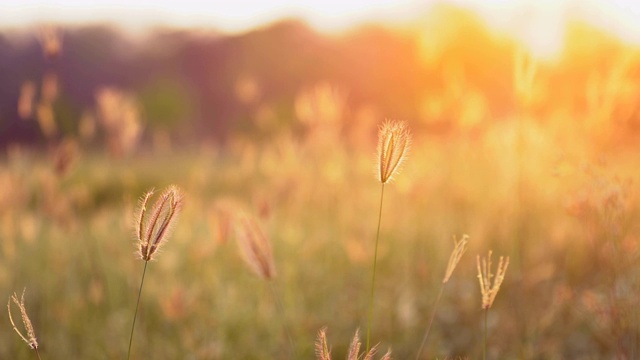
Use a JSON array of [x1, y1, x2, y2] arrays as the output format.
[[234, 210, 277, 280]]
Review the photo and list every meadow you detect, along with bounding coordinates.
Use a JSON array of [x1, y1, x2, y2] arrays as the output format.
[[2, 108, 639, 359], [3, 9, 640, 360]]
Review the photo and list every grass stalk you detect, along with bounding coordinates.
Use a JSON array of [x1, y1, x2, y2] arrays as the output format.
[[415, 285, 445, 360], [128, 185, 182, 358], [477, 251, 509, 360], [8, 288, 40, 356], [483, 308, 488, 360], [127, 261, 148, 360], [416, 235, 467, 359], [268, 280, 296, 359], [366, 182, 385, 352], [35, 347, 42, 360]]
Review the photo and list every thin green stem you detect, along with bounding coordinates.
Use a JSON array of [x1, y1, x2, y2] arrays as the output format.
[[483, 308, 488, 360], [415, 284, 445, 360], [127, 261, 148, 360], [268, 280, 296, 359], [34, 347, 42, 360], [366, 183, 385, 352]]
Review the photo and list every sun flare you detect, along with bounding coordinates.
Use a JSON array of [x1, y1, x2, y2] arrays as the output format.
[[441, 0, 640, 60]]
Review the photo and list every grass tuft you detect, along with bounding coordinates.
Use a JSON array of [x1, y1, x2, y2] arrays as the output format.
[[7, 288, 41, 359]]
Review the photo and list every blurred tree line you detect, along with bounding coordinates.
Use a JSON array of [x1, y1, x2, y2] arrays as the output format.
[[1, 4, 639, 149]]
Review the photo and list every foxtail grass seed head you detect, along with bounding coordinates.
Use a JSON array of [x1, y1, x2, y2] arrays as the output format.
[[443, 234, 469, 284], [317, 328, 391, 360], [315, 327, 331, 360], [347, 329, 363, 360], [348, 329, 392, 360], [477, 251, 510, 310], [136, 185, 183, 261], [378, 349, 393, 360], [234, 210, 277, 280], [7, 288, 38, 350], [377, 120, 411, 184]]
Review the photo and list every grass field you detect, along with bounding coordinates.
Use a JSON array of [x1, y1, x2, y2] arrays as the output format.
[[2, 113, 639, 359]]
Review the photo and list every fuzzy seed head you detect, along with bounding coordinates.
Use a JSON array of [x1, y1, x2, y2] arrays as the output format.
[[379, 349, 393, 360], [347, 329, 363, 360], [443, 234, 469, 284], [477, 251, 510, 310], [234, 210, 276, 280], [316, 328, 392, 360], [136, 185, 183, 261], [377, 120, 411, 184], [7, 288, 38, 350], [315, 327, 332, 360], [350, 329, 390, 360]]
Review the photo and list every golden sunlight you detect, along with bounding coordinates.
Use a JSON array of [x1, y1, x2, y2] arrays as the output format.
[[4, 0, 640, 358], [437, 0, 640, 60], [2, 0, 640, 50]]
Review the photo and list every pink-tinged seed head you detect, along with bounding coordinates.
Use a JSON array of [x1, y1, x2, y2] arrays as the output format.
[[136, 185, 183, 261], [234, 210, 276, 280]]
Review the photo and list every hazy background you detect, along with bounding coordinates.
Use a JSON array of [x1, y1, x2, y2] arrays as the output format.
[[2, 0, 640, 150], [2, 1, 640, 359]]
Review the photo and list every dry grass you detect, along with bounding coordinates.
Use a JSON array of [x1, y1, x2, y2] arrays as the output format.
[[477, 251, 510, 360], [443, 235, 469, 284], [5, 13, 640, 359], [367, 119, 412, 351], [376, 120, 411, 184], [416, 235, 469, 359], [233, 209, 276, 280], [317, 328, 392, 360], [129, 185, 184, 359], [477, 251, 510, 311], [1, 119, 638, 358], [136, 185, 184, 261], [7, 289, 38, 351], [3, 43, 640, 358], [7, 288, 41, 360]]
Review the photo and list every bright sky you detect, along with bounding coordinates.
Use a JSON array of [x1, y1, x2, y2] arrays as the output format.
[[3, 0, 640, 58], [457, 0, 640, 58], [1, 0, 426, 32]]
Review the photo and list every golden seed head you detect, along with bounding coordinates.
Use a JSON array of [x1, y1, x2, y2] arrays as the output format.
[[443, 234, 469, 284], [136, 185, 183, 261], [376, 120, 411, 184], [317, 328, 391, 360], [349, 328, 391, 360], [315, 327, 331, 360], [234, 210, 276, 280], [477, 251, 510, 310], [347, 329, 363, 360], [7, 288, 38, 350]]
